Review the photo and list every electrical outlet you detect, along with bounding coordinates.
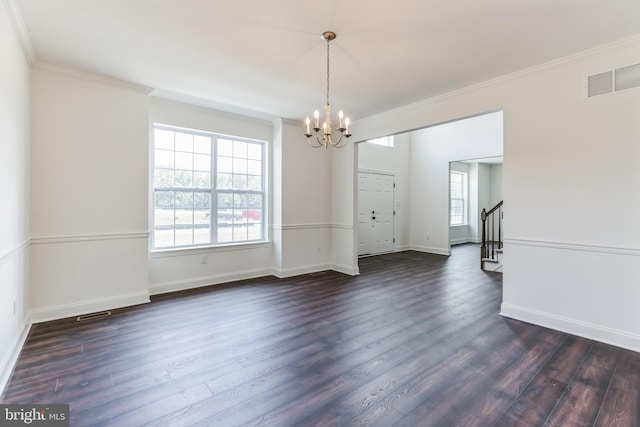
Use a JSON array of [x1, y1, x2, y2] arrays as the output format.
[[426, 235, 430, 240], [201, 256, 208, 264], [13, 300, 17, 316], [317, 247, 321, 254]]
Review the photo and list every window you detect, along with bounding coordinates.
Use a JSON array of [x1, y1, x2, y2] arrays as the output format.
[[152, 124, 265, 249], [365, 136, 394, 147], [450, 171, 467, 226]]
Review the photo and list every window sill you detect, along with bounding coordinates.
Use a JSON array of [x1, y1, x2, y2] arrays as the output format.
[[150, 240, 271, 258], [450, 224, 469, 228]]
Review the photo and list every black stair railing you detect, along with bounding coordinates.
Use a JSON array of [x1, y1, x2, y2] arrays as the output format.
[[481, 200, 503, 267]]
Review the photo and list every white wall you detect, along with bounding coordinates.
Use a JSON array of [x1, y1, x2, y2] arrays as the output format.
[[409, 112, 504, 255], [29, 67, 151, 321], [357, 133, 411, 250], [342, 36, 640, 351], [0, 0, 31, 393], [489, 164, 503, 207], [276, 120, 333, 276]]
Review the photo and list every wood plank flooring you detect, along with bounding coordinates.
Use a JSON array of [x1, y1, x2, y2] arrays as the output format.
[[2, 244, 639, 426]]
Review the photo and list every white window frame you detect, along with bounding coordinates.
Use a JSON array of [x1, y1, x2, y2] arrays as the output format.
[[450, 171, 468, 226], [151, 124, 266, 250]]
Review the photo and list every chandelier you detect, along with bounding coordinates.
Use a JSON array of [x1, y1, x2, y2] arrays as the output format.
[[304, 31, 351, 149]]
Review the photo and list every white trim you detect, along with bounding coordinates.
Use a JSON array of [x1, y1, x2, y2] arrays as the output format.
[[356, 34, 640, 127], [272, 263, 331, 278], [272, 223, 353, 231], [329, 263, 360, 276], [31, 232, 149, 245], [2, 0, 36, 64], [0, 318, 30, 398], [409, 245, 451, 256], [33, 62, 153, 94], [149, 268, 273, 295], [29, 291, 150, 324], [331, 223, 354, 230], [0, 240, 29, 267], [501, 303, 640, 353], [504, 237, 640, 257], [150, 241, 271, 259], [275, 223, 331, 230]]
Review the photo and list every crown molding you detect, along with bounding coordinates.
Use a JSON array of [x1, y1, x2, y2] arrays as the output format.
[[357, 33, 640, 127], [2, 0, 36, 64], [33, 62, 154, 95]]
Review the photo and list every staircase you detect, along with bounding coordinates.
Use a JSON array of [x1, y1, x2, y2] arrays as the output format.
[[481, 200, 503, 272]]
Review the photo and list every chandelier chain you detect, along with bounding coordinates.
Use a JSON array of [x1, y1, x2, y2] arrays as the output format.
[[326, 38, 330, 106]]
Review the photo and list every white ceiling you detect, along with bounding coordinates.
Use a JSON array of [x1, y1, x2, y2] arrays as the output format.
[[14, 0, 640, 121]]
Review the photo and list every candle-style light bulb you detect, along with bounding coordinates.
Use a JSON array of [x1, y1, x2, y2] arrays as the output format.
[[314, 110, 319, 128], [339, 110, 344, 128], [305, 117, 310, 134], [345, 117, 350, 133]]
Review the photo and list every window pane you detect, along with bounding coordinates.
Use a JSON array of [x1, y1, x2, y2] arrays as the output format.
[[175, 170, 193, 188], [218, 193, 233, 209], [155, 149, 174, 169], [175, 152, 192, 170], [175, 227, 193, 246], [194, 154, 211, 172], [154, 209, 174, 226], [247, 193, 262, 209], [217, 156, 232, 173], [194, 192, 211, 209], [232, 175, 247, 190], [193, 172, 211, 189], [154, 169, 174, 187], [194, 227, 210, 245], [175, 209, 193, 225], [234, 193, 247, 208], [248, 223, 262, 240], [233, 225, 248, 241], [248, 176, 261, 191], [154, 228, 174, 248], [247, 143, 262, 160], [155, 190, 174, 209], [175, 192, 194, 209], [248, 160, 261, 176], [217, 173, 232, 189], [194, 135, 211, 154], [154, 129, 174, 150], [233, 140, 248, 157], [175, 132, 193, 152], [233, 158, 247, 174], [218, 139, 233, 156]]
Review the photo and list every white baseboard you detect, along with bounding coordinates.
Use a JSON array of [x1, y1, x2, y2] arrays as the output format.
[[501, 303, 640, 353], [30, 291, 151, 324], [410, 245, 451, 256], [271, 264, 325, 278], [330, 263, 360, 276], [149, 268, 273, 295], [0, 318, 31, 398]]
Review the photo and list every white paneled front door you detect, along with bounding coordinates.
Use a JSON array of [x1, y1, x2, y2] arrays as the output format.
[[358, 171, 394, 256]]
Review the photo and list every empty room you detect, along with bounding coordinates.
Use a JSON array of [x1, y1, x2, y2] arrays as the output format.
[[2, 1, 640, 426]]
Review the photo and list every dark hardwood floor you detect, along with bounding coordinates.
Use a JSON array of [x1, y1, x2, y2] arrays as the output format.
[[2, 244, 639, 426]]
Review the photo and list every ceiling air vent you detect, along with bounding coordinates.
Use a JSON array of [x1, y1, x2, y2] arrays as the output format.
[[587, 71, 613, 97], [587, 62, 640, 98], [614, 63, 640, 92]]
